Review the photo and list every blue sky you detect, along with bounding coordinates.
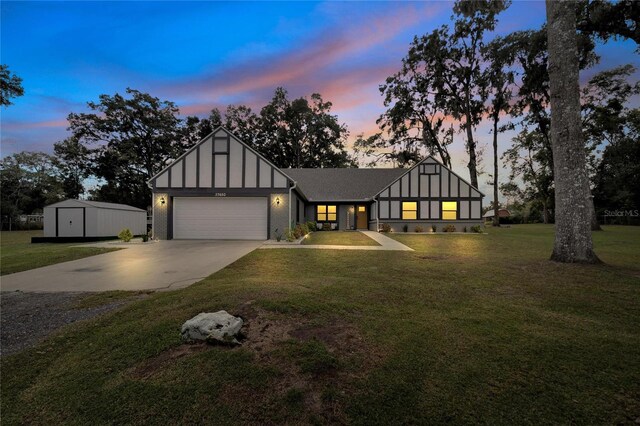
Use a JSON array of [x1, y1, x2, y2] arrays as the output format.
[[1, 1, 638, 195]]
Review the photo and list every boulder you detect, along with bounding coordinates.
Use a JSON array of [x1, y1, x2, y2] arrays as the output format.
[[181, 311, 243, 344]]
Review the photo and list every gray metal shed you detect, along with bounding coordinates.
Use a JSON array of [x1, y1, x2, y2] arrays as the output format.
[[43, 200, 146, 238]]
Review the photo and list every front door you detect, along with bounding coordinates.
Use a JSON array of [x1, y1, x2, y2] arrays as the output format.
[[356, 205, 368, 229]]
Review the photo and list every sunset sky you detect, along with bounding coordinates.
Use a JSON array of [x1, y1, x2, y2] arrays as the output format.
[[1, 1, 638, 195]]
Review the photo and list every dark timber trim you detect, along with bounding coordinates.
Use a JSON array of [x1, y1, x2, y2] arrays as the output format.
[[182, 158, 186, 189], [256, 154, 260, 187], [266, 197, 271, 239], [241, 146, 246, 188], [160, 188, 284, 197], [167, 196, 173, 240], [196, 146, 200, 187], [226, 134, 231, 187]]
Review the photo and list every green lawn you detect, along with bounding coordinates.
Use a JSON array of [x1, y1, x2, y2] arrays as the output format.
[[2, 225, 639, 424], [302, 230, 380, 246], [0, 231, 120, 275]]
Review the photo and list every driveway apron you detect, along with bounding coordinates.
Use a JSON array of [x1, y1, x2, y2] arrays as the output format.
[[0, 240, 262, 292]]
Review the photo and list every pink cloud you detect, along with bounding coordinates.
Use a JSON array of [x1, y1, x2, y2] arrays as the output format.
[[162, 3, 444, 104], [1, 119, 68, 131]]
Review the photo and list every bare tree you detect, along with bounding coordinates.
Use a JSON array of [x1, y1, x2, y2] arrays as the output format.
[[545, 0, 599, 263]]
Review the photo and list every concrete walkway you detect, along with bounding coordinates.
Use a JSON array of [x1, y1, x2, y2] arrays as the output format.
[[0, 240, 262, 293], [259, 231, 413, 251]]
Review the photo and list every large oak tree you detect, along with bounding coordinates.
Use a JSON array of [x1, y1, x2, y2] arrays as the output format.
[[546, 0, 599, 263]]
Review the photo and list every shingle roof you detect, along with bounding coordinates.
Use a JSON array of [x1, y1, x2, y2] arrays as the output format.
[[284, 168, 407, 202]]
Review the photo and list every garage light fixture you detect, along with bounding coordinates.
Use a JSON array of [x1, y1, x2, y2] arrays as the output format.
[[160, 196, 165, 205], [275, 197, 280, 206]]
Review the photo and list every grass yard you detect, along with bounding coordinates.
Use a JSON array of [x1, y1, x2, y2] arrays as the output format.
[[302, 230, 380, 246], [2, 225, 639, 424], [0, 231, 120, 275]]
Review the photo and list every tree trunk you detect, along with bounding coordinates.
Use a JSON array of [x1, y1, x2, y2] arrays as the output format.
[[465, 114, 478, 188], [492, 116, 500, 227], [546, 0, 600, 263], [543, 201, 549, 224], [589, 194, 602, 231]]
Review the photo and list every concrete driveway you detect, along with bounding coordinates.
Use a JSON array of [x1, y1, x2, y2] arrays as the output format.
[[0, 240, 263, 292]]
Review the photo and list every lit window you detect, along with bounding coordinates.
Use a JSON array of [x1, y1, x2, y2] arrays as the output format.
[[358, 206, 365, 212], [317, 205, 337, 222], [402, 202, 417, 220], [442, 201, 457, 220]]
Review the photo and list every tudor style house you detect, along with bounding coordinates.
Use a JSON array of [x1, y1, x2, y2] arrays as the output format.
[[149, 127, 484, 240]]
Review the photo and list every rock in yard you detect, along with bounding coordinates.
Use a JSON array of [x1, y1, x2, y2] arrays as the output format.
[[181, 311, 243, 345]]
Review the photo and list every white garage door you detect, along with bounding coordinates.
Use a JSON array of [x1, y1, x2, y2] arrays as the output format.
[[173, 197, 267, 240]]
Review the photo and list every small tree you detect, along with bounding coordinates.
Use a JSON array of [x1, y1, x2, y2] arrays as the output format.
[[118, 228, 133, 242], [483, 36, 516, 226]]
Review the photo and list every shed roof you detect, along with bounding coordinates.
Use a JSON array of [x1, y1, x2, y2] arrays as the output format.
[[284, 168, 406, 202], [483, 208, 511, 218], [45, 199, 146, 212]]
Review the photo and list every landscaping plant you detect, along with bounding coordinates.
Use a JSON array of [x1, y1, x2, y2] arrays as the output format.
[[415, 225, 424, 233], [118, 228, 133, 242], [443, 224, 456, 233]]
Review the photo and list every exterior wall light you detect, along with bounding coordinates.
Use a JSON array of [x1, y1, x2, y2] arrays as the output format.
[[275, 197, 280, 206], [160, 196, 166, 205]]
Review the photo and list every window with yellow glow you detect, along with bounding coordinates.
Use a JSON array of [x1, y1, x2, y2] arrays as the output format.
[[442, 201, 457, 220], [402, 202, 417, 220], [317, 205, 337, 222], [358, 206, 366, 212]]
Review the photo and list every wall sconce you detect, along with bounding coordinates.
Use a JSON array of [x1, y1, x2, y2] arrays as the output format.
[[275, 197, 280, 206], [160, 196, 166, 205]]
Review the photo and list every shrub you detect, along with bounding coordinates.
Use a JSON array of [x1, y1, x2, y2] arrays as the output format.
[[431, 225, 437, 233], [380, 223, 391, 233], [471, 224, 483, 233], [118, 228, 133, 242], [463, 226, 468, 233], [443, 224, 456, 233], [274, 228, 283, 242], [293, 224, 309, 239], [402, 224, 408, 233], [306, 221, 317, 232], [141, 234, 149, 242], [415, 225, 424, 233], [322, 223, 332, 231], [293, 225, 302, 239], [285, 228, 295, 242]]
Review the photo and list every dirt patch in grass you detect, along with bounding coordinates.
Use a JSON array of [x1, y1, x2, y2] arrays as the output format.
[[129, 301, 383, 423], [235, 301, 384, 423], [128, 343, 212, 380]]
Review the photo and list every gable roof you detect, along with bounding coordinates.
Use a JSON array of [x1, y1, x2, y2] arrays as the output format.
[[372, 155, 485, 198], [147, 126, 295, 186], [284, 168, 406, 202]]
